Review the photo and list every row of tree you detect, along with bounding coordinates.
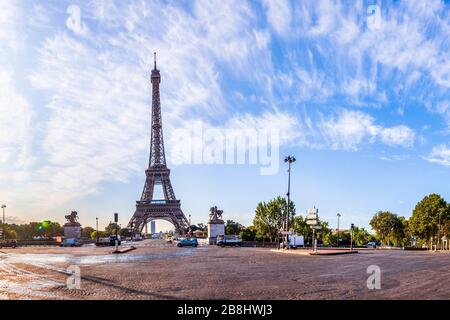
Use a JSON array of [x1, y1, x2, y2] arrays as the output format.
[[0, 221, 123, 240], [370, 194, 450, 247], [220, 193, 449, 248], [247, 196, 373, 245]]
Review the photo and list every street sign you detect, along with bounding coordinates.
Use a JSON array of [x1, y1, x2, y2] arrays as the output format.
[[306, 220, 317, 225], [307, 214, 318, 220], [281, 231, 296, 235], [311, 226, 322, 230]]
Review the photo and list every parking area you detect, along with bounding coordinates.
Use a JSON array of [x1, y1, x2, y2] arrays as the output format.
[[0, 239, 449, 299]]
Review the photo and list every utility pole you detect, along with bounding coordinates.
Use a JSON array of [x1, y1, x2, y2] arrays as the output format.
[[284, 156, 296, 249], [337, 213, 341, 247]]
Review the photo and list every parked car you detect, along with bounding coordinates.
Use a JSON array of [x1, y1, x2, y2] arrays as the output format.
[[366, 241, 378, 248], [177, 238, 198, 247], [0, 240, 17, 248], [60, 238, 80, 247]]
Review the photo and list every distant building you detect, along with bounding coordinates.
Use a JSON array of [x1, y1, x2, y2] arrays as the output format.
[[150, 221, 156, 234]]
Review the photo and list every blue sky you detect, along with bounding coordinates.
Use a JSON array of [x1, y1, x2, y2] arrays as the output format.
[[0, 0, 449, 232]]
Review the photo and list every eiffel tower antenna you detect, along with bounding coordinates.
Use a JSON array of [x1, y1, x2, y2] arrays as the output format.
[[128, 54, 189, 235], [154, 52, 156, 70]]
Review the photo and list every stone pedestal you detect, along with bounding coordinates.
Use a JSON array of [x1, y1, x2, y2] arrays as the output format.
[[64, 224, 81, 240], [207, 219, 224, 245]]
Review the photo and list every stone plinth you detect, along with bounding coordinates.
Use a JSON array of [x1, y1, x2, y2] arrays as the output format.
[[207, 219, 224, 245], [64, 224, 81, 240]]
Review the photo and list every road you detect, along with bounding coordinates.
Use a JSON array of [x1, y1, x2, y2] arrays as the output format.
[[0, 239, 449, 299]]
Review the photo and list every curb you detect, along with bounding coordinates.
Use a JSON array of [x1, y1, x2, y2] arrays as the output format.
[[112, 246, 136, 254]]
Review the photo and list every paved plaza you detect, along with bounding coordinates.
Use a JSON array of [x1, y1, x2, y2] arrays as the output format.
[[0, 239, 449, 300]]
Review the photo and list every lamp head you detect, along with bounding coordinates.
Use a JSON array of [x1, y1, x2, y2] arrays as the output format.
[[284, 155, 297, 163]]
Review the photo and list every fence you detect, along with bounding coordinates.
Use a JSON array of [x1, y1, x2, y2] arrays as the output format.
[[241, 241, 279, 248]]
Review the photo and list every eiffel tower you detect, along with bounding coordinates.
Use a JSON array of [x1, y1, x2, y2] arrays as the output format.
[[128, 53, 189, 235]]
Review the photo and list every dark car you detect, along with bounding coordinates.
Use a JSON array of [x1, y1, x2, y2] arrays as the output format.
[[177, 238, 198, 247], [0, 240, 17, 248]]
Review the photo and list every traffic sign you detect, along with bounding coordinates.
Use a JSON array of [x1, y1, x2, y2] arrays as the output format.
[[306, 220, 317, 225], [307, 214, 318, 220], [311, 226, 322, 230]]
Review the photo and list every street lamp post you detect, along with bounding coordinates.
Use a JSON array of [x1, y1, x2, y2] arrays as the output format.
[[337, 213, 341, 247], [96, 217, 99, 244], [438, 209, 442, 251], [350, 223, 354, 251], [284, 155, 296, 250], [189, 214, 192, 235], [1, 205, 6, 241]]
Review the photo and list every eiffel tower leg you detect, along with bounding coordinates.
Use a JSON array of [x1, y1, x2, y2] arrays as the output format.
[[162, 176, 176, 201], [141, 173, 155, 202]]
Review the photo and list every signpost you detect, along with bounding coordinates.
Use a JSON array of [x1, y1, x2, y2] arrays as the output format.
[[306, 208, 319, 253]]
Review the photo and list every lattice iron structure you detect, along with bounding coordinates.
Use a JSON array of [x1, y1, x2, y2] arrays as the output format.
[[128, 53, 189, 235]]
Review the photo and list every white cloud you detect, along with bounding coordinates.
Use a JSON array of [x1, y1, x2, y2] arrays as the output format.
[[379, 126, 415, 147], [263, 0, 292, 35], [319, 110, 415, 151], [425, 144, 450, 166], [0, 0, 20, 52], [0, 72, 33, 166]]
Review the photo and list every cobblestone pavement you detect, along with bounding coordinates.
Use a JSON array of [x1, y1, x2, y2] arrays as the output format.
[[1, 240, 449, 300]]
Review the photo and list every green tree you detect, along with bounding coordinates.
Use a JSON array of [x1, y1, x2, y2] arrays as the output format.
[[0, 223, 18, 240], [316, 221, 334, 246], [409, 194, 450, 243], [291, 216, 310, 239], [81, 227, 95, 239], [90, 230, 108, 239], [240, 226, 257, 241], [225, 220, 244, 235], [105, 222, 120, 235], [352, 227, 373, 246], [370, 211, 405, 246], [253, 196, 295, 242]]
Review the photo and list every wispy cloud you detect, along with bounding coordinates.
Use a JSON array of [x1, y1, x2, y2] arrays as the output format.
[[425, 144, 450, 166], [263, 0, 292, 35]]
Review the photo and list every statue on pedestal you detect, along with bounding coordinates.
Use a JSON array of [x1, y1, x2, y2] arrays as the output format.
[[207, 206, 225, 245], [209, 206, 223, 221], [65, 211, 81, 226], [64, 211, 82, 240]]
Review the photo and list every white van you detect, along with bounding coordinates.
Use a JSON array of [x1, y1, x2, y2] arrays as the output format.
[[289, 235, 304, 248]]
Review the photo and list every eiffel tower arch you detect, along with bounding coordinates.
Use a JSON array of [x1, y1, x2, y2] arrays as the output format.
[[128, 53, 189, 235]]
